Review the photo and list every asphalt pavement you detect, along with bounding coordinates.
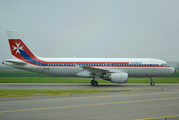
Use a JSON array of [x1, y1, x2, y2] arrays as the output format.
[[0, 83, 179, 120]]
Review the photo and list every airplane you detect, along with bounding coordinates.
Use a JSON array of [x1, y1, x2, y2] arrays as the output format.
[[2, 31, 176, 86]]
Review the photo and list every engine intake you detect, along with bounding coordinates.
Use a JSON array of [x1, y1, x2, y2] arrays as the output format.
[[103, 73, 128, 83]]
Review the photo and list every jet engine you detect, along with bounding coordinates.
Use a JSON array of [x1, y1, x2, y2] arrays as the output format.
[[102, 73, 128, 83]]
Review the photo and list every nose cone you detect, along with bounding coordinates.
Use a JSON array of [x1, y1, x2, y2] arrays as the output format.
[[171, 67, 176, 74], [166, 67, 176, 76]]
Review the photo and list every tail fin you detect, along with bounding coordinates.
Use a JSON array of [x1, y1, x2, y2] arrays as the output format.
[[7, 31, 39, 64]]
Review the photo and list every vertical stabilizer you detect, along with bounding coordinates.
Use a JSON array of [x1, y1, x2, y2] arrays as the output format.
[[6, 31, 39, 64]]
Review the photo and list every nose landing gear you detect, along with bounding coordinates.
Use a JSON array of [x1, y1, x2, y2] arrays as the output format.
[[150, 77, 155, 86]]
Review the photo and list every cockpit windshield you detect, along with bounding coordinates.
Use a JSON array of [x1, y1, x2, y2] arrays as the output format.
[[162, 63, 168, 66]]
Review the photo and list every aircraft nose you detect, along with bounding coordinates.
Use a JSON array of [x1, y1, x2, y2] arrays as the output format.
[[170, 67, 176, 75], [173, 67, 176, 74]]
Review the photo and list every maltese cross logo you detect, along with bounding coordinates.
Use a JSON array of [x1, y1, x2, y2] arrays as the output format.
[[12, 42, 24, 54]]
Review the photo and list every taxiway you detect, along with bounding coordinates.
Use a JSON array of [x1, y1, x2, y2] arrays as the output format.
[[0, 83, 179, 120]]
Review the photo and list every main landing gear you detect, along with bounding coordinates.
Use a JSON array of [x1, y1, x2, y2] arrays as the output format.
[[91, 80, 98, 86], [91, 75, 100, 86], [150, 77, 155, 86]]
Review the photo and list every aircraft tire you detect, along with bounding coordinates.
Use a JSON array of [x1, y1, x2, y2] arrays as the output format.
[[91, 80, 94, 85], [150, 82, 155, 86], [91, 80, 98, 86]]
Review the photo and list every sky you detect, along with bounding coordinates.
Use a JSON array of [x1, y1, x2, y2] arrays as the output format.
[[0, 0, 179, 66]]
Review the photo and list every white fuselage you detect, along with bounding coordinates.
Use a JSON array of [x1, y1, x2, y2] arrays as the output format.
[[4, 57, 175, 78]]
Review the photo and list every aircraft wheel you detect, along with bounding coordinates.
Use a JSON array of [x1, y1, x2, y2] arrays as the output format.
[[91, 80, 98, 86], [150, 82, 155, 86], [91, 80, 94, 85]]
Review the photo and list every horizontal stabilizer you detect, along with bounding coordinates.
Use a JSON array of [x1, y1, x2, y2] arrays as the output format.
[[3, 59, 27, 66]]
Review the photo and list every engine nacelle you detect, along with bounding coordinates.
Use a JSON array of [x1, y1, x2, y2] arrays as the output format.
[[103, 73, 128, 83]]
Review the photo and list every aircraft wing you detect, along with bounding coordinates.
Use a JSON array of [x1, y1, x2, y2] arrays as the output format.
[[77, 65, 124, 76], [82, 66, 109, 75]]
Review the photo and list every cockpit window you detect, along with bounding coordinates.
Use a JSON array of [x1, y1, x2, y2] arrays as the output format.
[[162, 63, 168, 66]]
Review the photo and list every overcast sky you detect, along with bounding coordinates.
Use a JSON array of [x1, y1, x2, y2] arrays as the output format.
[[0, 0, 179, 66]]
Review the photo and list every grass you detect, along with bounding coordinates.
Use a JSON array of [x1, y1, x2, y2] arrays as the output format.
[[0, 77, 109, 83], [0, 77, 179, 83], [0, 70, 54, 77], [0, 67, 179, 83], [1, 67, 179, 78], [128, 77, 179, 83], [0, 90, 128, 98], [175, 68, 179, 70]]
